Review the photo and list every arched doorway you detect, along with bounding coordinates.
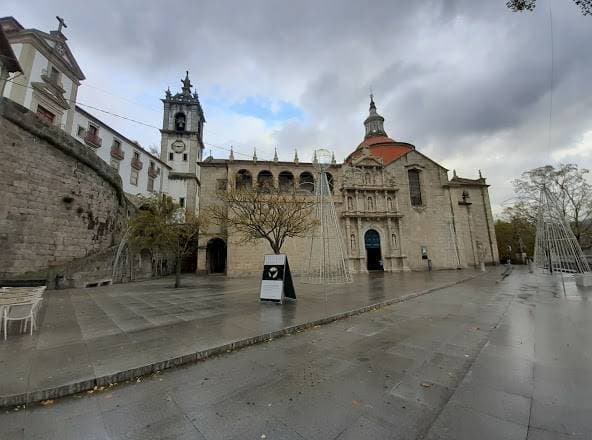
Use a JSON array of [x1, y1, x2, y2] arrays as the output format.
[[365, 229, 383, 271], [207, 238, 227, 274]]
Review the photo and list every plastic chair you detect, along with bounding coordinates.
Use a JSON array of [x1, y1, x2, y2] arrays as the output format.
[[2, 298, 41, 340]]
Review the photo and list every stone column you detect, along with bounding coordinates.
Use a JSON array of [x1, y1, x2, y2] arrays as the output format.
[[387, 217, 393, 257], [0, 66, 8, 97], [357, 217, 364, 271]]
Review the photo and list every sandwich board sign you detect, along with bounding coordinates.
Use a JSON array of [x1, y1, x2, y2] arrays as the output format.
[[259, 254, 296, 303]]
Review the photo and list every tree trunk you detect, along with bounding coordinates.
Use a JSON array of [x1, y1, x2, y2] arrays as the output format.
[[175, 255, 181, 288]]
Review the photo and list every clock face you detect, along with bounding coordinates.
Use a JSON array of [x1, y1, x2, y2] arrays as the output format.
[[171, 140, 186, 153]]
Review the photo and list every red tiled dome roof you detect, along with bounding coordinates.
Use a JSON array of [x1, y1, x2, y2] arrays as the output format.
[[346, 135, 415, 165]]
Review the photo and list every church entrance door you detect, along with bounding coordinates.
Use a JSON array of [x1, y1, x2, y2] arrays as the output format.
[[207, 238, 227, 274], [365, 229, 383, 271]]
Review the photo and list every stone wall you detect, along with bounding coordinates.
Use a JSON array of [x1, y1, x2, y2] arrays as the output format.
[[0, 98, 128, 281]]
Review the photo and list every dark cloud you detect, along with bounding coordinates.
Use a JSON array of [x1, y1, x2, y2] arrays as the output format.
[[5, 0, 592, 213]]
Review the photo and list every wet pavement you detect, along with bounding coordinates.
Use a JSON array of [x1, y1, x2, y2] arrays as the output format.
[[0, 269, 477, 406], [2, 267, 590, 439]]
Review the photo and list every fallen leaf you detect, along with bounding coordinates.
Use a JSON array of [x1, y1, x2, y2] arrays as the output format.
[[40, 400, 54, 406], [420, 383, 433, 388]]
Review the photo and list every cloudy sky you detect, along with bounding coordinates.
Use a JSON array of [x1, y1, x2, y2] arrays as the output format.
[[6, 0, 592, 214]]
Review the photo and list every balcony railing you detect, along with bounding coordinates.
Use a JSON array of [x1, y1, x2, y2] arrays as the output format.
[[131, 157, 143, 170], [110, 144, 125, 160], [84, 132, 102, 148], [148, 165, 159, 178]]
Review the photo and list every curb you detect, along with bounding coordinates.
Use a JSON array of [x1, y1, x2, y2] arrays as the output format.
[[1, 272, 484, 408]]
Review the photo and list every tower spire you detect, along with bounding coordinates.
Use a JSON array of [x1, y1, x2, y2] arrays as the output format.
[[181, 71, 192, 96], [273, 147, 279, 162], [294, 149, 299, 164], [229, 146, 235, 162], [363, 93, 387, 139]]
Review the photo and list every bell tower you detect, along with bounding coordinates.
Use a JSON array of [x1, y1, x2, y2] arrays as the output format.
[[160, 71, 205, 214]]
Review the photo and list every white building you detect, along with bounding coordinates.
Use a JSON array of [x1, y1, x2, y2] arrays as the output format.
[[1, 16, 170, 199], [72, 106, 169, 196], [0, 16, 82, 133]]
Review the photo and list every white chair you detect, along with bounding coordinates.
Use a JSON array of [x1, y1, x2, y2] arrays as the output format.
[[2, 298, 41, 340], [0, 286, 45, 340]]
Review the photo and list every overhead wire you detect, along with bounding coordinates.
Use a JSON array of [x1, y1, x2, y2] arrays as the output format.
[[2, 76, 256, 159]]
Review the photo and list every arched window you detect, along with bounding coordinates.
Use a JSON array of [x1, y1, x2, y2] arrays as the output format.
[[367, 196, 374, 211], [351, 234, 356, 250], [278, 171, 294, 192], [257, 170, 274, 190], [235, 169, 252, 190], [391, 233, 398, 249], [347, 196, 354, 211], [174, 112, 186, 132], [326, 172, 334, 193], [387, 197, 393, 211], [408, 169, 423, 207], [299, 172, 314, 193]]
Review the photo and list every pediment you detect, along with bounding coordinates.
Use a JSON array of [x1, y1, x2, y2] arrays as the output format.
[[350, 152, 384, 167], [31, 82, 70, 110], [13, 30, 85, 80], [43, 37, 85, 80]]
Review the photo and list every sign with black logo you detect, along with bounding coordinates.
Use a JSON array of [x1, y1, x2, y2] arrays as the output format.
[[259, 254, 296, 303], [421, 245, 429, 260]]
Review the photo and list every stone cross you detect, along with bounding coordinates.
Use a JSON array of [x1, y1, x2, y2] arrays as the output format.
[[56, 16, 67, 33]]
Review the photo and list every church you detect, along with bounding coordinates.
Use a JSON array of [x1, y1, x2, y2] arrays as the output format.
[[1, 15, 499, 280], [194, 96, 499, 276]]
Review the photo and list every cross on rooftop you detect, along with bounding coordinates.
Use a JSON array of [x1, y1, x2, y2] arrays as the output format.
[[56, 16, 67, 33]]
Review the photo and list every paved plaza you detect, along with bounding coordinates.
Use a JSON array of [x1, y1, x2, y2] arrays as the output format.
[[1, 267, 591, 439], [0, 269, 477, 406]]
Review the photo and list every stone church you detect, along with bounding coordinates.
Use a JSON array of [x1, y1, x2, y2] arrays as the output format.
[[195, 97, 499, 276]]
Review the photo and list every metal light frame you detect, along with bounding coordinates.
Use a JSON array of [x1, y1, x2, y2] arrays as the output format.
[[533, 185, 591, 275], [302, 149, 353, 284]]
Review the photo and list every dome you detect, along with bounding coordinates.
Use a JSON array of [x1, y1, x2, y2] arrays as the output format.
[[345, 96, 415, 165]]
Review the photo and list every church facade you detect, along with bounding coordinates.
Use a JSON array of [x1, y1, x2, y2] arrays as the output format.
[[196, 97, 499, 276]]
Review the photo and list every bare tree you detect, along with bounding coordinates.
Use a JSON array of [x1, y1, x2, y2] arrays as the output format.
[[209, 188, 317, 254], [507, 0, 591, 15], [128, 195, 206, 287], [511, 164, 592, 244]]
